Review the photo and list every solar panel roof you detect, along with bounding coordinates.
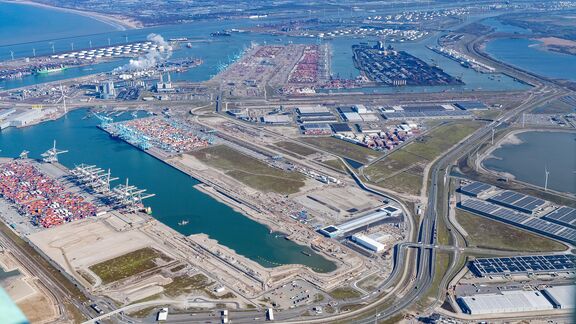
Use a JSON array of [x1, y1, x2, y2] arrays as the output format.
[[470, 254, 576, 277], [460, 182, 492, 196], [543, 207, 576, 229]]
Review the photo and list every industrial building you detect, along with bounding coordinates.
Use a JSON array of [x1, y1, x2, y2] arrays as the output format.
[[296, 105, 331, 116], [381, 104, 471, 119], [458, 181, 493, 197], [543, 207, 576, 229], [469, 254, 576, 277], [458, 198, 576, 245], [458, 290, 554, 315], [351, 234, 385, 252], [454, 101, 488, 110], [542, 285, 575, 309], [319, 206, 402, 238], [0, 108, 56, 129], [261, 115, 292, 125], [330, 123, 353, 134], [99, 80, 116, 99], [487, 190, 547, 214]]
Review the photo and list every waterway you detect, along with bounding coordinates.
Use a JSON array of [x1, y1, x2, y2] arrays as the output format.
[[483, 131, 576, 195], [0, 1, 529, 93], [0, 109, 336, 272], [484, 37, 576, 82]]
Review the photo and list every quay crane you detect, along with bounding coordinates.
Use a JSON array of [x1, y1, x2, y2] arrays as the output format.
[[41, 140, 68, 163], [71, 164, 119, 193], [111, 178, 155, 213]]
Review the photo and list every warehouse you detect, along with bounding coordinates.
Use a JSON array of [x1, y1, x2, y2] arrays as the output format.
[[455, 101, 488, 110], [319, 206, 403, 238], [330, 123, 353, 135], [457, 290, 554, 315], [487, 190, 547, 214], [542, 285, 575, 309], [261, 115, 292, 125], [469, 254, 576, 277], [351, 234, 385, 252], [341, 112, 363, 122], [457, 198, 576, 245], [297, 105, 331, 116], [458, 181, 493, 197]]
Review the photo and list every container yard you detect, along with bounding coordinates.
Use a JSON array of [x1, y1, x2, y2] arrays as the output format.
[[102, 116, 214, 154], [0, 159, 97, 228], [352, 43, 464, 86], [210, 44, 330, 96]]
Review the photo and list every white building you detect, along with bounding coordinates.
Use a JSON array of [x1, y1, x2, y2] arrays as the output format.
[[351, 234, 385, 252], [543, 285, 575, 309], [458, 290, 554, 315]]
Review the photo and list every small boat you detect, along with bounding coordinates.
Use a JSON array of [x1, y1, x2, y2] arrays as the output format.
[[186, 42, 193, 48], [301, 251, 311, 257], [178, 220, 189, 226]]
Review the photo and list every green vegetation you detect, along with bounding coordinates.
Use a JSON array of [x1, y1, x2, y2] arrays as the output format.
[[77, 270, 96, 285], [89, 247, 168, 284], [322, 159, 347, 173], [191, 145, 306, 195], [128, 306, 158, 318], [301, 137, 382, 164], [274, 141, 317, 156], [313, 293, 325, 302], [456, 210, 567, 252], [533, 99, 575, 114], [357, 273, 384, 292], [340, 304, 363, 312], [163, 274, 211, 297], [328, 287, 362, 300], [170, 264, 186, 273], [365, 121, 483, 195]]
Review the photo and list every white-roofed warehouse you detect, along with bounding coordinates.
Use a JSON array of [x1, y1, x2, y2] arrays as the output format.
[[543, 285, 575, 309], [458, 290, 554, 315]]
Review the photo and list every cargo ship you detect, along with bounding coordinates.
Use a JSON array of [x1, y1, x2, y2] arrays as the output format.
[[35, 66, 67, 75], [211, 31, 232, 37]]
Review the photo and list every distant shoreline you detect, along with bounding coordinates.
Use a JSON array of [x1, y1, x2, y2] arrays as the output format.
[[1, 0, 142, 30]]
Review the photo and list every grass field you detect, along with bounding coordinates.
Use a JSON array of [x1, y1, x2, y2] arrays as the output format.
[[274, 141, 317, 156], [322, 159, 347, 173], [365, 121, 483, 195], [328, 287, 362, 300], [89, 247, 168, 284], [301, 137, 382, 164], [191, 145, 306, 195], [163, 274, 211, 297], [456, 210, 567, 252]]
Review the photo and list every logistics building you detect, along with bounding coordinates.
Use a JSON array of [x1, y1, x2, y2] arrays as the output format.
[[457, 290, 554, 315], [351, 234, 385, 252], [542, 285, 575, 309], [319, 206, 402, 238], [469, 254, 576, 277]]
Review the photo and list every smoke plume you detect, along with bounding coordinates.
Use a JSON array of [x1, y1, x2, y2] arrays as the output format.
[[114, 33, 173, 72]]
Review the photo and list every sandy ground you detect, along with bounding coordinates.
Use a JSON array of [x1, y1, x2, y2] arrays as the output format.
[[4, 0, 142, 30], [0, 252, 59, 323], [28, 216, 162, 285], [536, 37, 576, 47]]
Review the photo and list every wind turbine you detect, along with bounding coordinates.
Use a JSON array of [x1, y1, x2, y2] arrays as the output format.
[[58, 84, 68, 114], [544, 164, 550, 191]]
